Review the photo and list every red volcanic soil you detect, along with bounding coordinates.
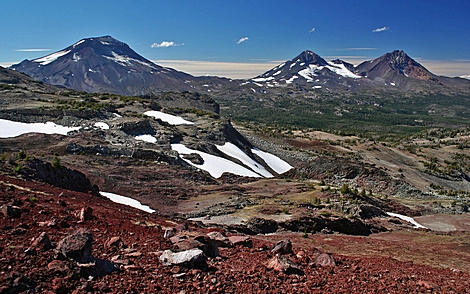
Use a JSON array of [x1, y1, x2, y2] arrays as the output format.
[[1, 174, 469, 293]]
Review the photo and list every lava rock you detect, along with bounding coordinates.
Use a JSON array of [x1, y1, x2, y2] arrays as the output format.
[[1, 205, 22, 218], [207, 231, 231, 248], [271, 239, 294, 255], [315, 253, 336, 267], [159, 249, 207, 269], [56, 228, 93, 263], [266, 256, 304, 275]]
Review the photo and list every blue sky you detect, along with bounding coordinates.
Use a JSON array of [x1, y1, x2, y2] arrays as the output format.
[[1, 0, 469, 78]]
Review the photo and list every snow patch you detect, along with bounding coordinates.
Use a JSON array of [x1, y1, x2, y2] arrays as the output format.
[[273, 70, 282, 76], [251, 148, 292, 174], [326, 61, 361, 79], [135, 134, 157, 143], [252, 76, 275, 82], [171, 144, 261, 178], [285, 76, 298, 84], [100, 192, 155, 213], [33, 50, 71, 65], [144, 111, 194, 125], [216, 142, 273, 178], [72, 40, 85, 47], [0, 119, 80, 138], [94, 122, 109, 130], [386, 212, 427, 229], [73, 53, 81, 62]]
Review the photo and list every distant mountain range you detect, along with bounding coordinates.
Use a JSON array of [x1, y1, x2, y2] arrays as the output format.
[[9, 36, 470, 95], [249, 50, 470, 92]]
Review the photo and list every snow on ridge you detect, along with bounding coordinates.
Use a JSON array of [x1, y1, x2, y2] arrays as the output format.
[[298, 64, 322, 82], [326, 61, 361, 79], [251, 148, 292, 174], [216, 142, 273, 178], [100, 192, 155, 213], [252, 76, 275, 82], [0, 119, 80, 138], [285, 76, 298, 84], [72, 40, 85, 47], [33, 50, 71, 65], [144, 110, 194, 125], [171, 144, 262, 178], [386, 212, 427, 229], [103, 52, 156, 69]]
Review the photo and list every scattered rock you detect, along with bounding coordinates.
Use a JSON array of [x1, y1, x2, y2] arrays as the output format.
[[315, 253, 336, 267], [106, 236, 126, 249], [207, 231, 231, 247], [228, 235, 252, 248], [164, 228, 176, 239], [29, 231, 53, 252], [266, 256, 304, 275], [47, 260, 70, 274], [159, 249, 207, 269], [1, 205, 22, 218], [271, 239, 294, 255], [56, 228, 93, 263], [79, 206, 93, 221]]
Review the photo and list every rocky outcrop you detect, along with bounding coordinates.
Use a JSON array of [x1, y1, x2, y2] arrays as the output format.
[[25, 159, 99, 196]]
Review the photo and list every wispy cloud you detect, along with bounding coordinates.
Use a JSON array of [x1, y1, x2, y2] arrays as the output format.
[[151, 41, 183, 48], [237, 37, 249, 44], [15, 48, 51, 52], [336, 48, 377, 51], [309, 28, 316, 33], [373, 26, 389, 33]]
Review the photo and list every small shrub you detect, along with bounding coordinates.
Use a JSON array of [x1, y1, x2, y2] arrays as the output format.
[[29, 195, 38, 203], [51, 156, 61, 168], [13, 164, 23, 173]]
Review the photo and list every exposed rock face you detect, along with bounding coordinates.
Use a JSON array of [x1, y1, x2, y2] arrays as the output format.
[[279, 216, 377, 236], [246, 217, 279, 234], [25, 159, 99, 196]]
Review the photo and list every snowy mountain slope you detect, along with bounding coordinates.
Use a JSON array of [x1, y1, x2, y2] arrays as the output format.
[[10, 36, 196, 95]]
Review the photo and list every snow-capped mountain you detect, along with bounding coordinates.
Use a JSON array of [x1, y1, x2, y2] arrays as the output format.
[[250, 50, 362, 90], [249, 50, 470, 92], [10, 36, 195, 95]]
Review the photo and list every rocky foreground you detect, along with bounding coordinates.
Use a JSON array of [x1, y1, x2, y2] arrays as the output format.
[[1, 174, 469, 293]]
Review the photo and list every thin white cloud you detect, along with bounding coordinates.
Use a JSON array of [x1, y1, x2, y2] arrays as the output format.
[[336, 48, 377, 51], [15, 48, 51, 52], [373, 26, 389, 33], [309, 28, 316, 33], [237, 37, 249, 44], [151, 41, 183, 48], [152, 59, 279, 79]]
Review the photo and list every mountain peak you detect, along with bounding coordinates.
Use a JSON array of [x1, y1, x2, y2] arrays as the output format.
[[10, 36, 194, 95], [295, 50, 327, 66]]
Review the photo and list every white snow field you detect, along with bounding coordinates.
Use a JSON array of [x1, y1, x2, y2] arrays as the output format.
[[143, 110, 194, 125], [0, 119, 81, 138], [32, 50, 71, 65], [216, 142, 273, 178], [251, 147, 293, 174], [100, 192, 155, 213], [171, 143, 261, 178], [134, 134, 157, 143], [386, 212, 428, 229], [94, 122, 109, 130]]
